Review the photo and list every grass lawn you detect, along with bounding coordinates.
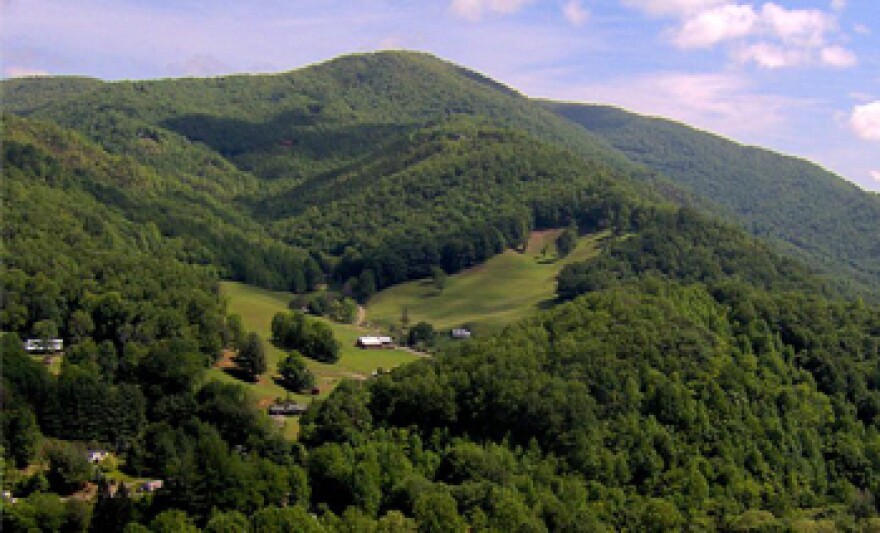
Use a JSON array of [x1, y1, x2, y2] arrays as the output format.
[[367, 230, 608, 335], [30, 354, 62, 376], [211, 282, 420, 410]]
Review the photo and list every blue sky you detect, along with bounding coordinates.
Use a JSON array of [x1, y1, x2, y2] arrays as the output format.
[[3, 0, 879, 190]]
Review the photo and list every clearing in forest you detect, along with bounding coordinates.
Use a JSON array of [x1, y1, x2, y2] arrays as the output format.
[[367, 230, 607, 335], [208, 281, 420, 437]]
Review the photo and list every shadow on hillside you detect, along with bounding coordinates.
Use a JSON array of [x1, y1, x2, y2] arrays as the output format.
[[222, 366, 258, 383], [536, 297, 560, 310]]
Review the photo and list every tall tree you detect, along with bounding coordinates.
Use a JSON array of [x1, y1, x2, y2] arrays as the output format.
[[237, 332, 267, 382], [278, 351, 316, 393]]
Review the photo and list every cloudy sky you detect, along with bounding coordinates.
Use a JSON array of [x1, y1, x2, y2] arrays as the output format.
[[3, 0, 879, 191]]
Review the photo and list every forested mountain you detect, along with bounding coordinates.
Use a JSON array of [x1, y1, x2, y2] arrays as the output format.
[[544, 102, 880, 298], [2, 51, 880, 531], [5, 52, 876, 301]]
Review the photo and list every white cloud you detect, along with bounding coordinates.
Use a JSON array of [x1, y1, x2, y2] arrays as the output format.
[[673, 4, 757, 48], [562, 0, 589, 26], [759, 3, 834, 47], [734, 42, 807, 68], [820, 45, 856, 67], [853, 23, 870, 35], [621, 0, 726, 17], [450, 0, 532, 21], [831, 0, 845, 11], [625, 1, 854, 69], [543, 71, 803, 139], [850, 102, 880, 141], [871, 170, 880, 183], [3, 65, 49, 77]]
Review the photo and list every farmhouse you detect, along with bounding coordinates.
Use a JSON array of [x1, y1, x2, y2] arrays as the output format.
[[356, 336, 394, 349], [87, 450, 110, 463], [451, 328, 472, 339], [24, 338, 63, 353], [268, 401, 308, 416]]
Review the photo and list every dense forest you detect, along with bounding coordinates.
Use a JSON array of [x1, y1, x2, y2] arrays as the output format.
[[2, 51, 879, 531], [545, 102, 880, 299]]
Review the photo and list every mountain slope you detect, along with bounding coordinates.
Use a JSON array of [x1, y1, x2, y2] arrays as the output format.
[[3, 51, 877, 302], [544, 102, 880, 298], [4, 52, 880, 531], [19, 52, 638, 186]]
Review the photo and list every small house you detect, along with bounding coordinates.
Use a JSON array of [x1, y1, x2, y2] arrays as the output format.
[[356, 336, 394, 349], [268, 401, 308, 416], [451, 328, 472, 339], [24, 338, 63, 353], [87, 450, 110, 463], [141, 480, 164, 492]]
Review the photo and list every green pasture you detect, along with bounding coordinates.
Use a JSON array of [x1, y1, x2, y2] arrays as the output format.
[[367, 231, 607, 335], [211, 282, 420, 405]]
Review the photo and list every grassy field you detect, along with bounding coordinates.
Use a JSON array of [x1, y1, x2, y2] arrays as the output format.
[[211, 282, 420, 403], [367, 230, 608, 335]]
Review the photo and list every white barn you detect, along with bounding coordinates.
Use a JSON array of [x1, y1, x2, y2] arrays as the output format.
[[356, 336, 394, 349], [24, 338, 63, 353]]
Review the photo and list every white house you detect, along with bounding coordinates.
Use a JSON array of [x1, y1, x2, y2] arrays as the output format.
[[24, 338, 63, 353], [141, 480, 164, 492], [356, 336, 394, 349], [451, 328, 472, 339], [87, 450, 110, 463]]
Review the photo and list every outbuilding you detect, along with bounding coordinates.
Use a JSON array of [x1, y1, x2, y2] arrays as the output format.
[[451, 328, 472, 339], [24, 338, 63, 353], [268, 401, 309, 416], [356, 336, 394, 349]]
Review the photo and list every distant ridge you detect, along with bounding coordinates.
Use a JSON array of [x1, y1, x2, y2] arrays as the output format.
[[544, 101, 880, 298]]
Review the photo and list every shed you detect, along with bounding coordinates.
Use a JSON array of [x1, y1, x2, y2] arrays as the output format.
[[268, 401, 309, 416], [24, 338, 63, 353], [451, 328, 472, 339], [87, 450, 110, 463], [356, 336, 394, 349], [142, 480, 164, 492]]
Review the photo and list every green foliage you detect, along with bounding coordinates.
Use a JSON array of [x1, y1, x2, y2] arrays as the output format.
[[204, 510, 249, 533], [557, 207, 821, 301], [430, 267, 446, 291], [272, 311, 341, 364], [46, 441, 93, 494], [250, 506, 323, 533], [407, 322, 436, 349], [555, 225, 577, 258], [317, 278, 880, 529], [149, 510, 200, 533], [292, 292, 358, 324], [278, 351, 316, 393], [225, 314, 246, 349], [237, 332, 268, 381], [548, 102, 880, 299], [1, 491, 92, 533], [2, 50, 879, 532]]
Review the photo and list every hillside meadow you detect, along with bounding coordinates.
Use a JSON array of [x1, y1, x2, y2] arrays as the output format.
[[366, 230, 608, 334], [209, 282, 420, 439]]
